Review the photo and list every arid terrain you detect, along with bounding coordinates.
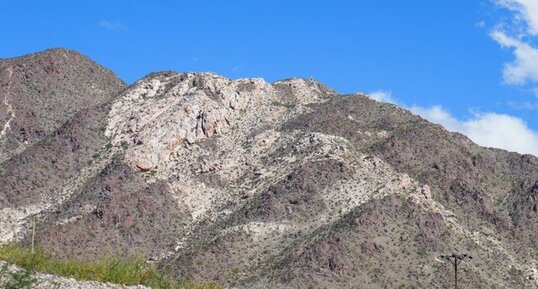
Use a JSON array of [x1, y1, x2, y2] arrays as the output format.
[[1, 48, 537, 288]]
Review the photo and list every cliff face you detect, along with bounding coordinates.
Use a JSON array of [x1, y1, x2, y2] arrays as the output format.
[[1, 49, 537, 288]]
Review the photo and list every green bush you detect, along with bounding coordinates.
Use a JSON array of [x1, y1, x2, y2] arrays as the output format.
[[0, 264, 36, 289]]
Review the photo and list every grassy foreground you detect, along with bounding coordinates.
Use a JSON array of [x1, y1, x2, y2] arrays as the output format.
[[0, 245, 222, 289]]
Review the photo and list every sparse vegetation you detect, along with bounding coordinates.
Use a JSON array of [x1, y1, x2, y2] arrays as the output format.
[[0, 264, 36, 289], [271, 101, 296, 109], [0, 245, 223, 289]]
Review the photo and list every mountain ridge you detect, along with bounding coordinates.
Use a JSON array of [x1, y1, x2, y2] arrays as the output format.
[[0, 48, 126, 163], [0, 49, 537, 288]]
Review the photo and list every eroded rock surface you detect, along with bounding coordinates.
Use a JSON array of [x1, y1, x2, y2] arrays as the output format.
[[106, 72, 334, 171]]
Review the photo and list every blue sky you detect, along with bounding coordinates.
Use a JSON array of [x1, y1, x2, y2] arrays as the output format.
[[1, 0, 537, 155]]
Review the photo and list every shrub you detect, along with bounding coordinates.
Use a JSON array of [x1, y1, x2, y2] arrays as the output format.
[[0, 264, 36, 289]]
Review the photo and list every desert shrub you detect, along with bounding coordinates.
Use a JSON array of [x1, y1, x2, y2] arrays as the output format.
[[0, 264, 36, 289]]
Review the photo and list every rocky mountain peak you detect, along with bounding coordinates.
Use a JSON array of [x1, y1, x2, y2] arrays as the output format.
[[105, 72, 335, 171]]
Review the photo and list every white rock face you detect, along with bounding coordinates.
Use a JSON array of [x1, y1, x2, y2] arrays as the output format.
[[106, 73, 331, 172], [102, 72, 341, 258]]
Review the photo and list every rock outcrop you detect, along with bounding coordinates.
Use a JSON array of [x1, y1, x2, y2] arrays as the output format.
[[106, 72, 334, 172]]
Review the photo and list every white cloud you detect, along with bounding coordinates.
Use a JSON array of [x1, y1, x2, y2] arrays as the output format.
[[508, 100, 538, 109], [410, 106, 462, 131], [410, 105, 538, 156], [365, 2, 538, 157], [98, 19, 126, 31], [368, 90, 396, 104], [491, 30, 538, 84], [496, 0, 538, 35], [493, 1, 538, 85], [366, 90, 538, 156]]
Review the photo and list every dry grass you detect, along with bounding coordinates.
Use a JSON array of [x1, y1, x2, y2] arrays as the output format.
[[0, 244, 223, 289]]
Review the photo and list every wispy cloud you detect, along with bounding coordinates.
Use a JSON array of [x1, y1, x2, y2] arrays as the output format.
[[368, 90, 396, 104], [491, 30, 538, 85], [363, 2, 538, 156], [98, 19, 126, 31], [492, 1, 538, 85], [496, 0, 538, 35], [231, 66, 243, 73], [507, 100, 538, 109], [367, 91, 538, 156]]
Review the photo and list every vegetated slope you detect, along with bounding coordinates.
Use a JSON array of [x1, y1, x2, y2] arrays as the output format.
[[0, 48, 125, 163], [0, 49, 537, 289], [0, 103, 113, 242], [0, 261, 149, 289]]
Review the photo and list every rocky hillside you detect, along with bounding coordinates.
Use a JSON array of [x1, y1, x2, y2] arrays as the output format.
[[0, 48, 125, 163], [0, 49, 537, 288]]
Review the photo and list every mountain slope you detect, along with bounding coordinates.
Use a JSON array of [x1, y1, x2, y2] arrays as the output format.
[[0, 48, 125, 163], [0, 50, 537, 288]]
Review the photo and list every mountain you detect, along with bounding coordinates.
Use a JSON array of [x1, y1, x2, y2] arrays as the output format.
[[0, 48, 126, 163], [0, 49, 537, 289]]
